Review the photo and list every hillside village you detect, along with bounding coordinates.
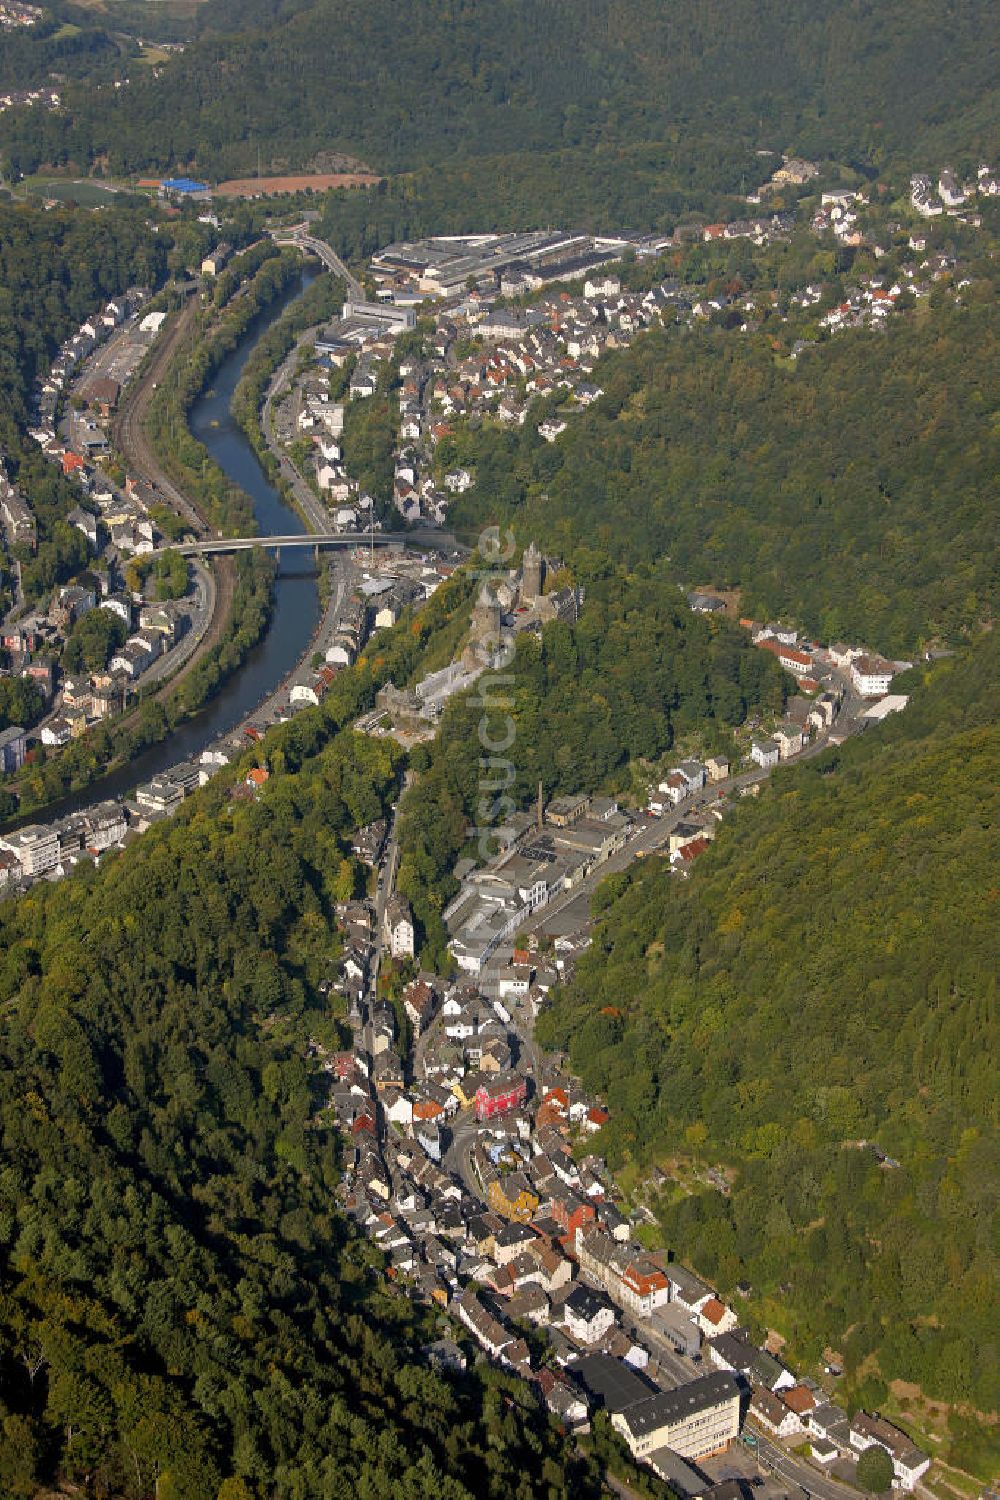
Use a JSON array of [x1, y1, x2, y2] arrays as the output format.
[[0, 139, 988, 1495], [267, 157, 996, 538], [324, 890, 933, 1494], [0, 288, 221, 752], [3, 152, 991, 778]]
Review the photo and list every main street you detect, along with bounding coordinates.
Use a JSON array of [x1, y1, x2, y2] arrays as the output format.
[[751, 1426, 859, 1500], [495, 679, 868, 962], [261, 319, 336, 534], [366, 767, 412, 1008]]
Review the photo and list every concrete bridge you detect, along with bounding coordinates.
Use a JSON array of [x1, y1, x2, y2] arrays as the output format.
[[272, 227, 364, 299], [149, 530, 460, 561]]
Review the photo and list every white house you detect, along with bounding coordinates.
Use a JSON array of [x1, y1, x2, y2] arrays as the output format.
[[752, 1388, 802, 1439], [384, 1091, 414, 1130], [697, 1296, 739, 1337], [850, 654, 896, 697], [938, 170, 967, 208], [562, 1285, 615, 1345], [385, 895, 415, 959], [849, 1413, 930, 1491], [750, 739, 780, 769]]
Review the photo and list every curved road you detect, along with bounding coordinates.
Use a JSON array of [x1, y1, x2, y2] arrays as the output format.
[[261, 322, 333, 533], [273, 227, 364, 299]]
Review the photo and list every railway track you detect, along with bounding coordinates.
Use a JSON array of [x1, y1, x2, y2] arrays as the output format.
[[111, 295, 208, 538]]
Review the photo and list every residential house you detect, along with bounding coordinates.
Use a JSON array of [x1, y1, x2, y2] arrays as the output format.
[[707, 1329, 795, 1393], [772, 723, 803, 759], [384, 894, 415, 959], [538, 1370, 588, 1426], [575, 1227, 670, 1317], [493, 1222, 539, 1266], [457, 1287, 511, 1359], [849, 1412, 931, 1490], [697, 1297, 739, 1337], [750, 739, 780, 770], [475, 1073, 527, 1122], [402, 977, 436, 1032], [563, 1284, 616, 1346], [488, 1171, 540, 1223], [851, 654, 896, 697], [752, 1387, 801, 1438], [666, 1265, 715, 1314]]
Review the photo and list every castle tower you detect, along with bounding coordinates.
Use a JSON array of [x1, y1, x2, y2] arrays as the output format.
[[472, 580, 502, 640], [521, 541, 544, 603]]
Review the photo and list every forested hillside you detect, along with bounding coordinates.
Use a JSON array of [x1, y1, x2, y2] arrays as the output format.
[[1, 0, 996, 199], [0, 605, 600, 1497], [0, 199, 165, 433], [396, 562, 785, 966], [446, 279, 1000, 653], [536, 632, 1000, 1474]]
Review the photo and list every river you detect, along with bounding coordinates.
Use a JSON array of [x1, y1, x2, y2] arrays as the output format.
[[22, 268, 323, 819]]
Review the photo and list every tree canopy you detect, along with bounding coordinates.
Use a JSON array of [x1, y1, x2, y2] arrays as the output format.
[[536, 632, 1000, 1468], [1, 0, 996, 202]]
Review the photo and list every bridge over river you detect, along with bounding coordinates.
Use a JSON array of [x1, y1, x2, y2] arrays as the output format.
[[148, 529, 462, 561]]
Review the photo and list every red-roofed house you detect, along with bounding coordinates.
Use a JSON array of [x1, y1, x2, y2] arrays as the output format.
[[778, 646, 813, 676], [678, 838, 710, 865], [582, 1105, 610, 1134], [697, 1297, 739, 1336], [781, 1385, 816, 1417]]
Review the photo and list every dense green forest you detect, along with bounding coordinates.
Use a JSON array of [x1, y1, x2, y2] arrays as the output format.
[[0, 14, 127, 92], [536, 632, 1000, 1475], [396, 562, 785, 966], [0, 198, 164, 433], [1, 0, 997, 207], [445, 277, 999, 654], [0, 582, 604, 1497]]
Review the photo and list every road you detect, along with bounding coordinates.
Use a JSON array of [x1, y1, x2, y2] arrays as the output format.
[[260, 322, 333, 533], [498, 684, 868, 961], [137, 559, 216, 687], [239, 551, 353, 728], [273, 226, 364, 300], [369, 773, 409, 1003], [751, 1425, 857, 1500]]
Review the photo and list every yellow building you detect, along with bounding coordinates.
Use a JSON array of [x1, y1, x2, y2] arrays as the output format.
[[488, 1171, 539, 1223]]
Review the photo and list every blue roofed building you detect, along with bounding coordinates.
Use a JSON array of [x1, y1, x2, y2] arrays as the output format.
[[161, 178, 211, 197]]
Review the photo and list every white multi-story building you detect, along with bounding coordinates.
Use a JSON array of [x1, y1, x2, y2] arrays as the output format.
[[611, 1372, 742, 1461], [850, 654, 896, 697], [0, 824, 60, 877], [384, 895, 415, 959]]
